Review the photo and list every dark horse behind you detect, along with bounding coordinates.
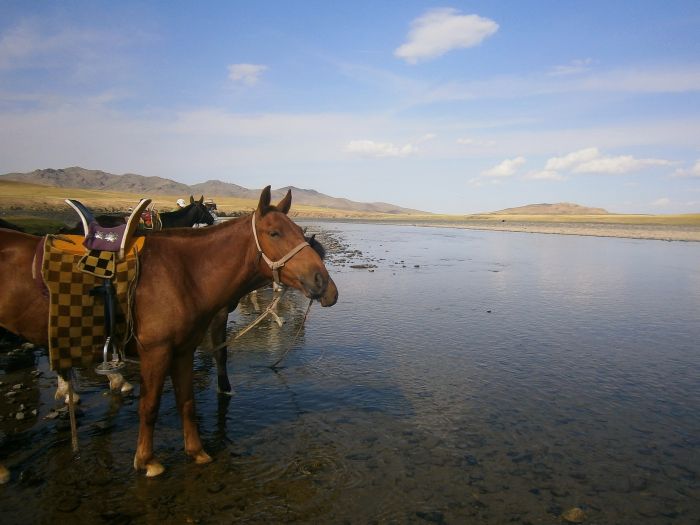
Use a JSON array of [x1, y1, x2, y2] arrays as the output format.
[[60, 195, 215, 234], [0, 187, 337, 476]]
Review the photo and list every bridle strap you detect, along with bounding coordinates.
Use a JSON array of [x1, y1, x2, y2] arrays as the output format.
[[251, 214, 309, 284]]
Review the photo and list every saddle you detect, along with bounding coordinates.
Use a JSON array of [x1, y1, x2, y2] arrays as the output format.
[[66, 198, 151, 260], [140, 206, 162, 231], [40, 199, 151, 371]]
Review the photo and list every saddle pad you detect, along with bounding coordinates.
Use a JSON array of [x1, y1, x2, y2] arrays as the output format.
[[41, 236, 140, 371], [50, 234, 145, 257], [77, 250, 116, 278]]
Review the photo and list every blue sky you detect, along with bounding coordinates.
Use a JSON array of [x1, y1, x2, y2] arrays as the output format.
[[1, 1, 699, 214]]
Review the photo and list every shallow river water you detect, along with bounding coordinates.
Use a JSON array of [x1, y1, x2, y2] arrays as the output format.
[[1, 222, 699, 524]]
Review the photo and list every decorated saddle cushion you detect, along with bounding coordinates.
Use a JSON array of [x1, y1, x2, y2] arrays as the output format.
[[83, 221, 127, 251], [41, 235, 143, 371]]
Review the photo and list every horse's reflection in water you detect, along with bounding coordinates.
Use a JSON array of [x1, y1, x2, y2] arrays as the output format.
[[199, 285, 311, 382]]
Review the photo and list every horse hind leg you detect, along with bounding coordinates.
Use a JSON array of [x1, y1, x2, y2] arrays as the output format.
[[210, 307, 232, 395]]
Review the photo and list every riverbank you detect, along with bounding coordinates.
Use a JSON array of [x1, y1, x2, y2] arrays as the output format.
[[415, 220, 700, 242], [301, 215, 700, 242]]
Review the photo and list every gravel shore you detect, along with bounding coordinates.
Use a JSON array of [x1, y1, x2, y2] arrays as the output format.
[[407, 220, 700, 242]]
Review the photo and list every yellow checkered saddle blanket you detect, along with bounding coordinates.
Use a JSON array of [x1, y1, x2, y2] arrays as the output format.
[[40, 235, 144, 371]]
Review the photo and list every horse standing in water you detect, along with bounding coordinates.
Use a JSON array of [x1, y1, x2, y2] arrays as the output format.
[[0, 187, 337, 476]]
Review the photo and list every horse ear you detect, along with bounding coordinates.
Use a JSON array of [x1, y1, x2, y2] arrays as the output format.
[[257, 186, 272, 216], [189, 195, 195, 205], [277, 190, 292, 215], [198, 195, 204, 204]]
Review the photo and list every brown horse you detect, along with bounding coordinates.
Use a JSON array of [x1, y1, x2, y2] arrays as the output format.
[[0, 187, 337, 476]]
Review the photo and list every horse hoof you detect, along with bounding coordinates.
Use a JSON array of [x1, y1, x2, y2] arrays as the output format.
[[63, 393, 81, 405], [134, 456, 165, 477], [145, 461, 165, 477], [0, 464, 10, 484], [107, 373, 126, 392], [217, 388, 234, 397], [120, 381, 134, 394], [193, 451, 212, 465]]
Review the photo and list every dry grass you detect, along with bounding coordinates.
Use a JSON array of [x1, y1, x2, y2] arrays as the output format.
[[1, 180, 699, 228]]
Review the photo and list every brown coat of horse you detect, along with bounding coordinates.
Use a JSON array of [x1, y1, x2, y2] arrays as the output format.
[[0, 187, 338, 476]]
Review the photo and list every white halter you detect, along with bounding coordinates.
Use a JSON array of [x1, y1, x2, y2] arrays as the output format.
[[251, 214, 309, 284]]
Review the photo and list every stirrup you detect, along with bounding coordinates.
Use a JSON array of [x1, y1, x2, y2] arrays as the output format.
[[94, 336, 125, 374]]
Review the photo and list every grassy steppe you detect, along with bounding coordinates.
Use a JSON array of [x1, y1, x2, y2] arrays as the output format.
[[2, 180, 699, 240]]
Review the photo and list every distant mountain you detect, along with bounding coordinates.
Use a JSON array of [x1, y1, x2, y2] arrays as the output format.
[[491, 202, 610, 215], [1, 167, 425, 215]]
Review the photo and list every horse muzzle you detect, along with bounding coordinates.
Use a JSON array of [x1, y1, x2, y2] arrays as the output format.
[[301, 272, 338, 307]]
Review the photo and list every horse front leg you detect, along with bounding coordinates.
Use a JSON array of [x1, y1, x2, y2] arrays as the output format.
[[171, 348, 212, 465], [133, 349, 170, 477]]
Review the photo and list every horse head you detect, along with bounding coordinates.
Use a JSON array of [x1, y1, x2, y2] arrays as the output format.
[[253, 186, 337, 307], [191, 197, 216, 226]]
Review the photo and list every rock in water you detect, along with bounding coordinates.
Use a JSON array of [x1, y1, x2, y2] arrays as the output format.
[[562, 507, 586, 523]]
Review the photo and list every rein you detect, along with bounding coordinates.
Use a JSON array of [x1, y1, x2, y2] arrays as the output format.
[[251, 214, 309, 285], [208, 291, 314, 369]]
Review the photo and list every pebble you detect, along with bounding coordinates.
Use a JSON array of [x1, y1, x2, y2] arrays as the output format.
[[15, 411, 25, 420], [561, 507, 586, 523]]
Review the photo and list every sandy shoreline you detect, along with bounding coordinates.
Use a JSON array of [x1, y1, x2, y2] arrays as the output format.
[[412, 221, 700, 242], [306, 218, 700, 242]]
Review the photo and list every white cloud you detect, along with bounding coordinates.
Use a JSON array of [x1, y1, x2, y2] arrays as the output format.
[[481, 156, 526, 178], [228, 63, 268, 86], [525, 170, 566, 181], [549, 58, 594, 76], [544, 147, 600, 171], [536, 147, 673, 179], [395, 8, 498, 64], [671, 159, 700, 178], [457, 137, 496, 147], [651, 197, 671, 207], [345, 140, 415, 158], [574, 155, 671, 174], [418, 66, 700, 106], [0, 20, 135, 80]]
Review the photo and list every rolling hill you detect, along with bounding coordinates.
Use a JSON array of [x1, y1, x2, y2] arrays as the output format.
[[491, 202, 610, 215], [1, 167, 424, 215]]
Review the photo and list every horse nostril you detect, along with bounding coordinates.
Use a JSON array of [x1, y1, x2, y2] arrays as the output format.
[[314, 272, 325, 290]]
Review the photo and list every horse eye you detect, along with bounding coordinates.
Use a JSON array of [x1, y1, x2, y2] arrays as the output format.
[[269, 230, 280, 238]]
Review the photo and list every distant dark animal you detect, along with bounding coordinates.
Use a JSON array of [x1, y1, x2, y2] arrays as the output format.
[[60, 195, 215, 234], [159, 195, 215, 228], [0, 186, 337, 476]]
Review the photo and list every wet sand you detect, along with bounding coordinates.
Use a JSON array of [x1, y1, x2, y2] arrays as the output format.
[[400, 220, 700, 242]]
